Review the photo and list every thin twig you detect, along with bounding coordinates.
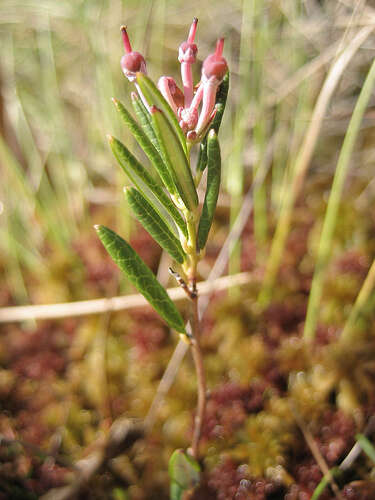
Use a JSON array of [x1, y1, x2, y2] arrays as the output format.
[[189, 294, 206, 460], [0, 434, 76, 470], [0, 272, 253, 323], [40, 418, 143, 500], [291, 404, 344, 500]]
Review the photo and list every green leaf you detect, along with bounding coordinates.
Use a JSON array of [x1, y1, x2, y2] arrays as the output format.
[[112, 98, 187, 237], [311, 467, 342, 500], [356, 433, 375, 463], [197, 130, 221, 250], [108, 135, 187, 238], [151, 106, 198, 211], [136, 72, 187, 155], [126, 187, 186, 264], [95, 225, 186, 334], [169, 449, 200, 493], [170, 481, 184, 500], [131, 92, 161, 153], [197, 71, 229, 173]]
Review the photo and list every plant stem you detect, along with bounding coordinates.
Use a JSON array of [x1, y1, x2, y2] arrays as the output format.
[[183, 206, 206, 460], [189, 292, 206, 460]]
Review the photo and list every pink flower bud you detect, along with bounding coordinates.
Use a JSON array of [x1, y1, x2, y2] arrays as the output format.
[[202, 38, 227, 82], [178, 18, 198, 64], [179, 18, 198, 109], [178, 41, 198, 64], [193, 38, 227, 137], [120, 26, 146, 82], [158, 77, 184, 115]]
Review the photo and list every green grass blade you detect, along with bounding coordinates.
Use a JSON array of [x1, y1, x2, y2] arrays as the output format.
[[303, 58, 375, 341], [126, 187, 186, 264], [311, 467, 342, 500], [136, 72, 187, 155], [95, 225, 186, 334], [108, 135, 187, 238], [356, 434, 375, 464], [197, 71, 229, 174], [258, 27, 374, 307], [340, 259, 375, 344], [131, 92, 161, 153], [151, 107, 198, 210], [197, 130, 221, 251]]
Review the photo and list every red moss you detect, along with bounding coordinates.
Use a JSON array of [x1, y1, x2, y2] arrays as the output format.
[[315, 410, 355, 465], [73, 233, 118, 287], [314, 325, 339, 346], [335, 251, 369, 276], [201, 459, 283, 500], [342, 481, 375, 499], [292, 460, 323, 496], [263, 302, 306, 348], [129, 310, 168, 359], [202, 382, 267, 441], [7, 323, 69, 380], [130, 225, 162, 270]]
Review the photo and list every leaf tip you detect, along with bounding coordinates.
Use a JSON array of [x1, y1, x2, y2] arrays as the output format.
[[94, 224, 101, 232], [150, 105, 160, 114], [107, 134, 114, 143]]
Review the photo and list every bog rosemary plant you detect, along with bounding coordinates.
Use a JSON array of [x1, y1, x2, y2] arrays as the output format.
[[95, 19, 228, 495]]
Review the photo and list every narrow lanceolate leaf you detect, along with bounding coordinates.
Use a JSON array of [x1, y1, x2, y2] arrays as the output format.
[[197, 130, 221, 250], [95, 225, 186, 334], [131, 91, 161, 153], [126, 187, 186, 264], [113, 98, 184, 225], [197, 71, 229, 173], [151, 106, 198, 210], [136, 72, 187, 155], [108, 135, 187, 238]]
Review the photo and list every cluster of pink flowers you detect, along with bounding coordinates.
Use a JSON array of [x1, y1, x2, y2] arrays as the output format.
[[120, 19, 228, 143]]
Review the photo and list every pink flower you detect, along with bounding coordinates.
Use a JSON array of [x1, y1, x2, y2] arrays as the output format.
[[120, 21, 228, 144], [120, 26, 146, 82], [178, 17, 198, 108], [195, 38, 227, 135], [158, 76, 184, 115]]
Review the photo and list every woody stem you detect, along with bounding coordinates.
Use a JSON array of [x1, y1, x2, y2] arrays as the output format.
[[184, 210, 206, 460], [189, 291, 206, 459]]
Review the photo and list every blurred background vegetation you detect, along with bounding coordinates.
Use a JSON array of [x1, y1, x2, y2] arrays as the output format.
[[2, 0, 375, 498]]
